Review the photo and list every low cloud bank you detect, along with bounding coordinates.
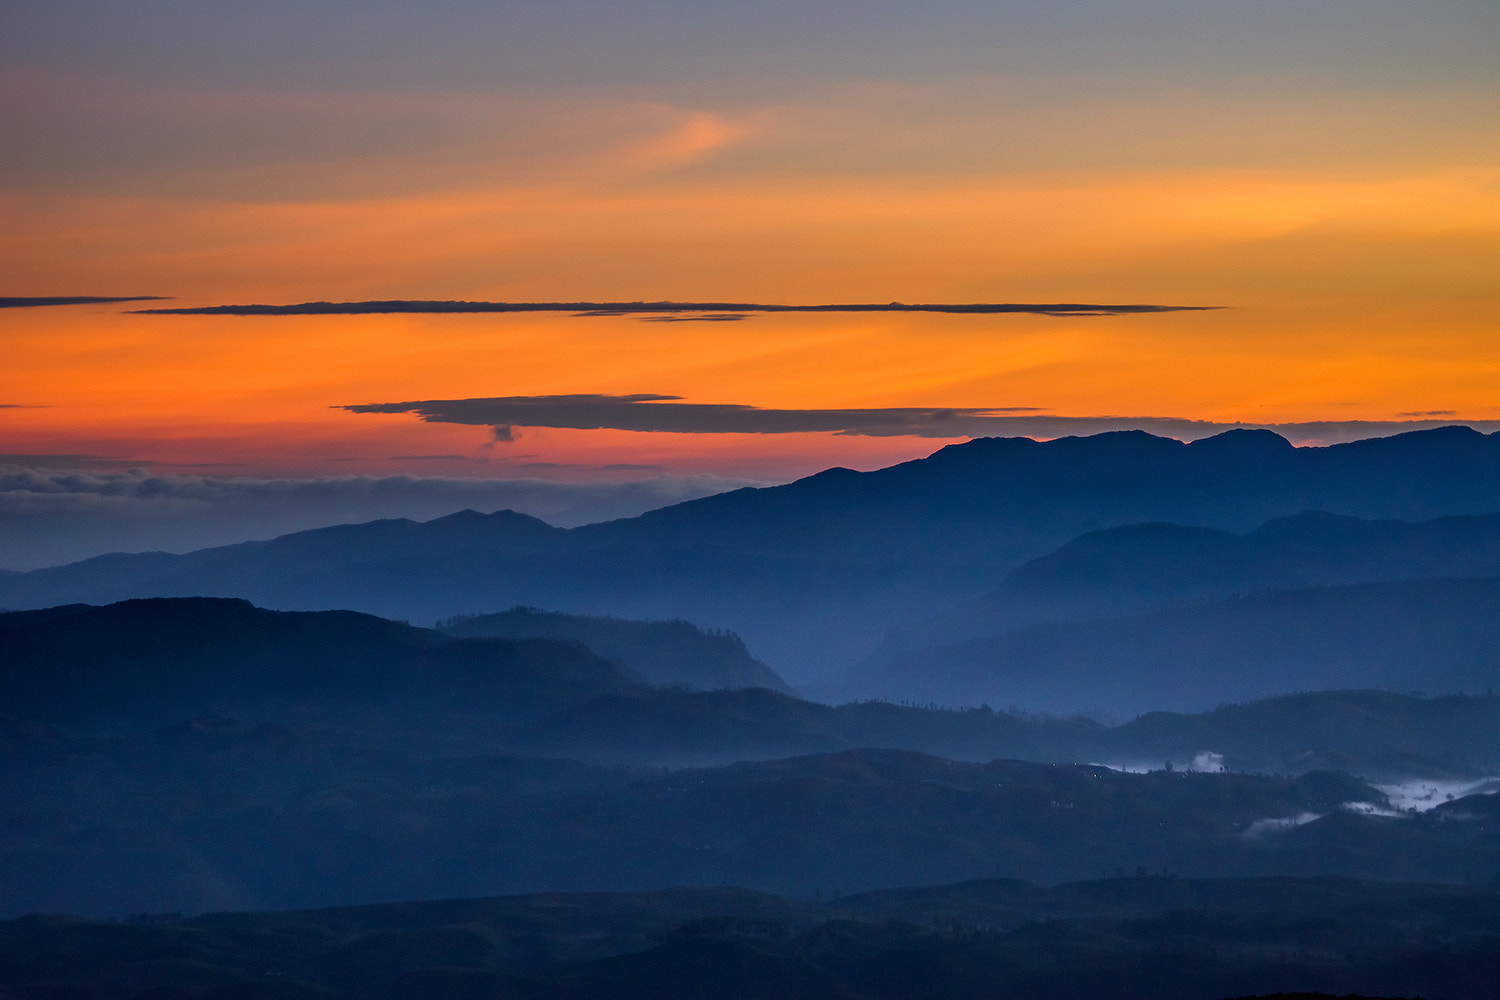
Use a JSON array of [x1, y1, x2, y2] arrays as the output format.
[[0, 296, 166, 308], [0, 467, 761, 571]]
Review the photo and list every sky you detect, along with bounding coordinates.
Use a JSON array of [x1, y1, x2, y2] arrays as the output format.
[[2, 1, 1498, 568]]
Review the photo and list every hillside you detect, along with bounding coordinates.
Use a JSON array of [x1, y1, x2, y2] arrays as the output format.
[[867, 576, 1500, 716], [0, 723, 1438, 917], [439, 607, 794, 693], [864, 509, 1500, 661], [6, 599, 1500, 775]]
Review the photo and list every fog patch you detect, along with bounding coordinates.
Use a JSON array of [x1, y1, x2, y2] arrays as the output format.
[[1098, 750, 1227, 774], [1340, 801, 1407, 819], [1375, 778, 1500, 813], [1242, 812, 1323, 838], [1190, 751, 1226, 772]]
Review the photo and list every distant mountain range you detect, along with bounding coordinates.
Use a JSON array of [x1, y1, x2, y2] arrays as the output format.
[[831, 506, 1500, 713], [5, 426, 1500, 685], [858, 575, 1500, 716]]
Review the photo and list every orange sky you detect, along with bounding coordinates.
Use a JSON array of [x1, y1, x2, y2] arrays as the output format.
[[3, 3, 1499, 483]]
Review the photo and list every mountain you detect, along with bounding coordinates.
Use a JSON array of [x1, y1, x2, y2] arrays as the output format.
[[867, 576, 1500, 716], [438, 607, 794, 693], [0, 597, 635, 740], [862, 509, 1500, 661], [4, 427, 1500, 681], [7, 598, 1500, 776], [7, 599, 1500, 930]]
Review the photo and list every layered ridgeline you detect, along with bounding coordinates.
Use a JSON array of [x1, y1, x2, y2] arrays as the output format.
[[7, 714, 1500, 918], [844, 510, 1500, 714], [5, 597, 1500, 920], [7, 598, 1500, 775], [5, 426, 1500, 685]]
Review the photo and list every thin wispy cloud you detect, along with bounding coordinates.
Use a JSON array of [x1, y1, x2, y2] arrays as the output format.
[[342, 394, 1500, 444], [0, 452, 145, 468], [344, 394, 1049, 438], [2, 296, 167, 308], [136, 299, 1218, 318]]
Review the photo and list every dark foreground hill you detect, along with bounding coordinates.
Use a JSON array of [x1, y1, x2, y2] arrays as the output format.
[[0, 598, 635, 741], [5, 426, 1500, 681], [4, 876, 1495, 1000]]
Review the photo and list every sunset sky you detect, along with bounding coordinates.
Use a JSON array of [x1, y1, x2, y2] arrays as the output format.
[[3, 1, 1498, 567]]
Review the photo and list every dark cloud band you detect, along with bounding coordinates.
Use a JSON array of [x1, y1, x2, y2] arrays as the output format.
[[135, 299, 1217, 318], [342, 394, 1500, 443], [343, 394, 1052, 437], [2, 296, 167, 309]]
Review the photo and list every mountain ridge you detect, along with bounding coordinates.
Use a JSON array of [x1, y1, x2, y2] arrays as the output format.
[[4, 426, 1500, 681]]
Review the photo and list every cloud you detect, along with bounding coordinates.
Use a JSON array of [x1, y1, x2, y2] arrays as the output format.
[[0, 452, 144, 468], [1397, 410, 1457, 417], [135, 299, 1217, 318], [342, 394, 1500, 444], [344, 394, 1057, 438], [0, 296, 166, 308], [0, 467, 765, 571], [637, 313, 752, 322]]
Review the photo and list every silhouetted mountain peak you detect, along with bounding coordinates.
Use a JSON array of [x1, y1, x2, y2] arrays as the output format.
[[1326, 424, 1494, 468], [431, 507, 554, 529], [427, 507, 486, 524], [1187, 427, 1295, 457]]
